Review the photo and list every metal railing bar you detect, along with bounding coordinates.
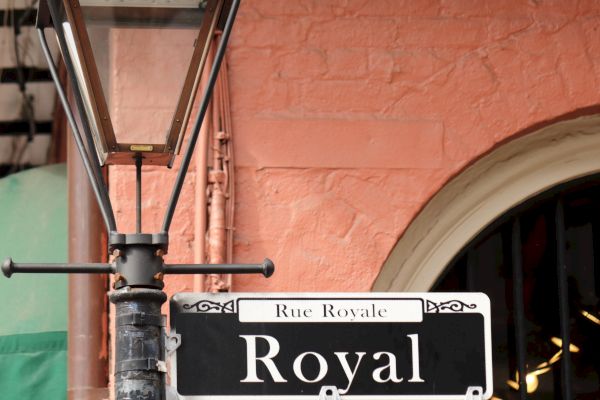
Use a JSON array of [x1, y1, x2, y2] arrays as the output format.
[[511, 217, 528, 400], [555, 197, 573, 400]]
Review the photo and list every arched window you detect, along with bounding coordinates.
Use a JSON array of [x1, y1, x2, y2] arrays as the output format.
[[434, 175, 600, 399]]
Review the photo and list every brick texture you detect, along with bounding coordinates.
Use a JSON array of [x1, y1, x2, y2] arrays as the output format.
[[108, 0, 600, 298]]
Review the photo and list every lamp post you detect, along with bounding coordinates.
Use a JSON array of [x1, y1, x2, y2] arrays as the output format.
[[1, 1, 273, 399]]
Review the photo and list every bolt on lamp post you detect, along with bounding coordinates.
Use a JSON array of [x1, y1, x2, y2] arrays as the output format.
[[1, 1, 274, 399]]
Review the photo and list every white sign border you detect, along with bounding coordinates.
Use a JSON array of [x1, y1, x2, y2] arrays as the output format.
[[168, 292, 493, 400]]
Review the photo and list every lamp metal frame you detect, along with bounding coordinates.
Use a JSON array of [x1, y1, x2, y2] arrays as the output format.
[[2, 1, 274, 399], [44, 0, 226, 167]]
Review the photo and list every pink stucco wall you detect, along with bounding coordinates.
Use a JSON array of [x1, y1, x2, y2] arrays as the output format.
[[109, 0, 600, 296]]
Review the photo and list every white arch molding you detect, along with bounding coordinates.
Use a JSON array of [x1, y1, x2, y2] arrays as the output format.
[[373, 114, 600, 292]]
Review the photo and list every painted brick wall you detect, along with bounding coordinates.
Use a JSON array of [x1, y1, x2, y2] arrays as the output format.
[[109, 0, 600, 296]]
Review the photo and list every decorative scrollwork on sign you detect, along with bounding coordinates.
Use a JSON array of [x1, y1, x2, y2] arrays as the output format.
[[426, 300, 476, 313], [183, 299, 235, 313]]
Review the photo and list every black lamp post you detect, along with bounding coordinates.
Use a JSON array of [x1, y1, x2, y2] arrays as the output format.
[[1, 1, 273, 399]]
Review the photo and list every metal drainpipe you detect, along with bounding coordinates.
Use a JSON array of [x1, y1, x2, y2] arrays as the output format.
[[67, 133, 109, 400], [205, 35, 232, 293], [193, 44, 214, 292], [220, 51, 235, 289], [207, 144, 228, 291], [205, 33, 237, 292], [194, 118, 210, 291], [207, 181, 227, 264]]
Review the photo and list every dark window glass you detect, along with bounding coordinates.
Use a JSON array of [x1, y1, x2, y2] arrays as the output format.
[[433, 176, 600, 399]]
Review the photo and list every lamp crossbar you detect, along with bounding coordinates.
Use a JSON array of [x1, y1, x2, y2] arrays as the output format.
[[2, 257, 274, 279]]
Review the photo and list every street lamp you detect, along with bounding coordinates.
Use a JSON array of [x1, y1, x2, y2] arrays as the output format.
[[1, 1, 274, 399]]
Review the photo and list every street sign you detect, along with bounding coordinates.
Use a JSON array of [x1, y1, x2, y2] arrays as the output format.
[[169, 293, 492, 400]]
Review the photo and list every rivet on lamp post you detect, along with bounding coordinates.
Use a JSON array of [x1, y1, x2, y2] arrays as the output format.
[[1, 1, 274, 399]]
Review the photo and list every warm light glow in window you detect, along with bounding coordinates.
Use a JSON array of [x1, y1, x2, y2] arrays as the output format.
[[581, 310, 600, 325], [551, 337, 580, 353]]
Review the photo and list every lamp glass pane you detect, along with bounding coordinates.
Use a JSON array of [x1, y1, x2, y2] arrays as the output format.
[[79, 0, 210, 148], [62, 21, 108, 162]]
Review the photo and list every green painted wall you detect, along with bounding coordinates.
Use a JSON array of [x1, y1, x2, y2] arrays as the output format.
[[0, 164, 68, 398]]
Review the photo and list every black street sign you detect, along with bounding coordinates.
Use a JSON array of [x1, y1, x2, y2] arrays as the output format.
[[169, 293, 492, 400]]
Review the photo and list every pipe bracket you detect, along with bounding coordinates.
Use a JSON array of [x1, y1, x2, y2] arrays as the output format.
[[165, 333, 182, 356], [116, 312, 165, 327], [116, 358, 164, 373]]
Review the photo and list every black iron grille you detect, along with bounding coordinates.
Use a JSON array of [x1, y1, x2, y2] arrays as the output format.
[[434, 174, 600, 400]]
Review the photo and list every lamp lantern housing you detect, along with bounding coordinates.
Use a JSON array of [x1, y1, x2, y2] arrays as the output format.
[[40, 0, 230, 166]]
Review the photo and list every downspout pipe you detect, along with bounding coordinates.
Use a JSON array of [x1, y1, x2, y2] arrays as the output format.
[[67, 133, 109, 400]]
